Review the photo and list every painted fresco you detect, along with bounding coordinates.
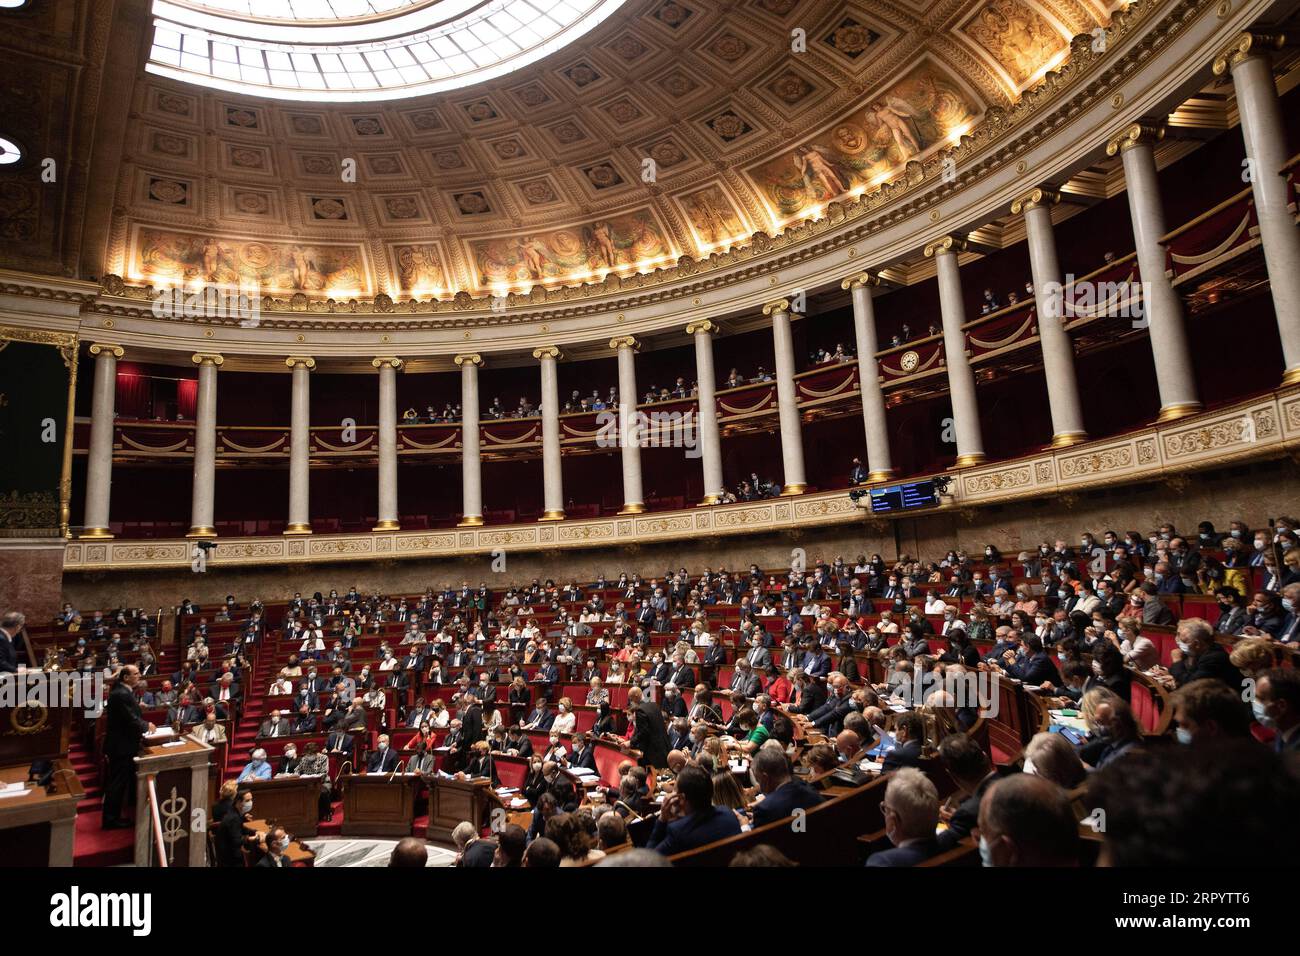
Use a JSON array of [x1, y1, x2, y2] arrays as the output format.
[[677, 184, 748, 247], [748, 63, 978, 218], [966, 0, 1067, 86]]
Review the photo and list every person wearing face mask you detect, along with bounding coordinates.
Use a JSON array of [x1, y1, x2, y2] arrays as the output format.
[[365, 734, 400, 773], [278, 744, 301, 775], [254, 826, 291, 868], [214, 789, 256, 867], [1254, 669, 1300, 752], [1170, 678, 1253, 745], [975, 774, 1080, 867], [1084, 645, 1131, 702], [865, 768, 941, 867], [1170, 618, 1242, 689], [237, 748, 273, 782]]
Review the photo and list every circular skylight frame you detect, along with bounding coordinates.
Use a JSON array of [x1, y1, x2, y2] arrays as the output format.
[[0, 136, 23, 166], [146, 0, 630, 102]]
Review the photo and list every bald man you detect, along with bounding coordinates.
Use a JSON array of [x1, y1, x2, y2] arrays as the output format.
[[977, 774, 1080, 866], [388, 837, 429, 868], [835, 729, 862, 763]]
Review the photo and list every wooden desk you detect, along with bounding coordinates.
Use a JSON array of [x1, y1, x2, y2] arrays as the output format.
[[0, 761, 83, 866], [427, 776, 500, 844], [340, 772, 421, 836], [243, 775, 323, 837], [133, 736, 213, 868], [244, 818, 317, 866]]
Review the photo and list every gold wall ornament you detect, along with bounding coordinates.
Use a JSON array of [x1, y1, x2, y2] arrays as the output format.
[[685, 319, 717, 336], [923, 235, 967, 257], [284, 356, 316, 369], [839, 272, 877, 290], [532, 346, 562, 361], [762, 298, 791, 316], [1105, 123, 1165, 156], [453, 353, 483, 367], [608, 335, 639, 351], [190, 353, 224, 367], [1010, 188, 1061, 215], [88, 343, 124, 358], [1212, 32, 1286, 75], [371, 356, 403, 370]]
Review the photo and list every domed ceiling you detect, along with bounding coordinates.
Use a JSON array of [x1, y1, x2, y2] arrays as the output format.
[[0, 0, 1110, 300]]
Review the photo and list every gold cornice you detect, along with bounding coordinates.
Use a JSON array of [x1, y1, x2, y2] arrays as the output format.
[[1106, 123, 1165, 156], [532, 346, 562, 361], [1212, 32, 1286, 75], [762, 299, 790, 316], [923, 235, 967, 258], [285, 356, 316, 370], [1011, 188, 1061, 215], [371, 356, 403, 370], [191, 353, 224, 367], [88, 343, 124, 358], [609, 336, 639, 351], [840, 272, 878, 290], [453, 353, 484, 367], [685, 319, 717, 336]]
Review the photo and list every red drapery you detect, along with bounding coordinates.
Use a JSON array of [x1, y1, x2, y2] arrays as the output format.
[[114, 368, 152, 418], [177, 378, 198, 420]]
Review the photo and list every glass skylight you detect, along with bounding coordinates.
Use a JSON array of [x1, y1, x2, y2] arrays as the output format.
[[146, 0, 628, 101]]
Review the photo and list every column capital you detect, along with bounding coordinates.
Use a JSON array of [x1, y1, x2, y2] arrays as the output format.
[[761, 298, 790, 316], [923, 235, 967, 258], [191, 353, 224, 367], [532, 346, 562, 361], [1105, 123, 1164, 156], [285, 356, 316, 370], [89, 343, 124, 358], [839, 272, 879, 291], [1212, 32, 1286, 75], [371, 356, 403, 370], [608, 335, 640, 351], [1011, 187, 1061, 215], [685, 319, 718, 336], [454, 353, 483, 367]]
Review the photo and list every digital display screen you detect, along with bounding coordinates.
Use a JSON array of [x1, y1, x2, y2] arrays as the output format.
[[868, 479, 939, 513]]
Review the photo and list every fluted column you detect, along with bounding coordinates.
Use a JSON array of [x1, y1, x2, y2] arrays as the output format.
[[285, 357, 315, 534], [1107, 125, 1201, 421], [1013, 188, 1088, 447], [187, 353, 222, 537], [841, 273, 895, 480], [763, 299, 807, 495], [925, 237, 986, 466], [372, 357, 402, 531], [534, 346, 565, 521], [686, 320, 725, 504], [610, 336, 645, 514], [1214, 34, 1300, 385], [81, 343, 123, 539], [456, 353, 484, 527]]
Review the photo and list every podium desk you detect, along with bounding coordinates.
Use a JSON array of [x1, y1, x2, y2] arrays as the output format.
[[340, 772, 421, 836], [426, 776, 504, 844], [243, 775, 323, 837], [133, 736, 213, 868], [0, 761, 83, 866]]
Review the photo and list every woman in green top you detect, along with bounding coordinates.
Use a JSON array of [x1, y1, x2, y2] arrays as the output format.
[[737, 708, 769, 752]]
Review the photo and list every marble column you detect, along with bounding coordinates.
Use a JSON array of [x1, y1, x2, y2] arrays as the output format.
[[81, 343, 123, 539], [187, 353, 222, 537], [686, 320, 725, 504], [456, 353, 484, 527], [285, 357, 315, 534], [763, 299, 807, 495], [609, 336, 644, 514], [1013, 188, 1089, 447], [1107, 124, 1202, 421], [534, 346, 565, 521], [840, 273, 895, 480], [372, 357, 402, 531], [1214, 33, 1300, 385], [925, 236, 986, 466]]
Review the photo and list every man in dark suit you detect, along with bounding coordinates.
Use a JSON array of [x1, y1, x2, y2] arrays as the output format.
[[728, 659, 762, 698], [0, 610, 23, 673], [750, 746, 823, 827], [257, 710, 293, 739], [366, 734, 400, 773], [788, 669, 827, 716], [865, 767, 941, 867], [1256, 669, 1300, 753], [1001, 636, 1061, 686], [566, 732, 598, 771], [458, 691, 485, 766], [325, 729, 355, 760], [880, 712, 925, 772], [1170, 620, 1242, 689], [627, 686, 669, 770], [647, 765, 741, 856], [935, 733, 998, 850], [103, 665, 155, 828]]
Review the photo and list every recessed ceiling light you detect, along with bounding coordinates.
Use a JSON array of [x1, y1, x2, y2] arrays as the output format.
[[0, 137, 22, 165]]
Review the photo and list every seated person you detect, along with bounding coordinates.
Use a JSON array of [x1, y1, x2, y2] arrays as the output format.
[[865, 768, 941, 867]]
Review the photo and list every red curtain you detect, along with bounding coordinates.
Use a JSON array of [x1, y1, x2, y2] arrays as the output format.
[[177, 378, 198, 420], [114, 369, 152, 419]]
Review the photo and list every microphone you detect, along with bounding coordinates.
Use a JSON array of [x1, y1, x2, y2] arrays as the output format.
[[387, 758, 407, 781]]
